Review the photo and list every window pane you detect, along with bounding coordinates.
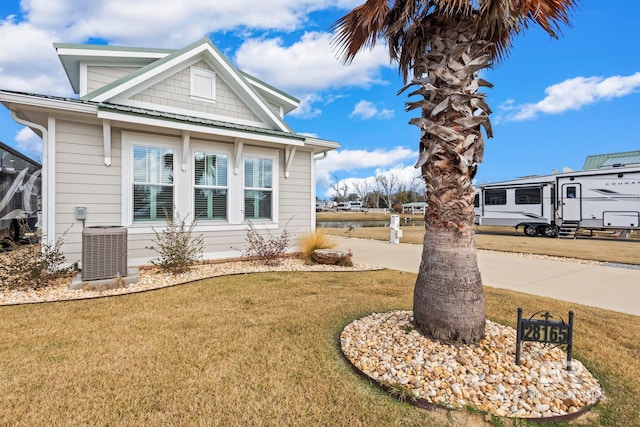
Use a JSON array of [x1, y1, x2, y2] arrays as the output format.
[[244, 157, 272, 189], [133, 185, 173, 221], [484, 189, 506, 205], [195, 188, 227, 220], [244, 190, 272, 220], [195, 153, 227, 186], [515, 187, 541, 204], [133, 146, 173, 184]]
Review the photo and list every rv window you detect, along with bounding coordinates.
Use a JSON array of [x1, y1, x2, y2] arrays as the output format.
[[566, 186, 576, 199], [474, 193, 479, 207], [484, 189, 506, 205], [515, 187, 541, 205]]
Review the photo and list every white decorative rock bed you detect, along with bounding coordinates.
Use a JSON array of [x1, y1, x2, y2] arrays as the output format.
[[341, 310, 602, 421]]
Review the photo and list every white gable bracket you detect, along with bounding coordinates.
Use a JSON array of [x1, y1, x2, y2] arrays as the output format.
[[181, 131, 190, 172], [284, 146, 296, 179], [103, 120, 111, 166], [234, 139, 244, 175]]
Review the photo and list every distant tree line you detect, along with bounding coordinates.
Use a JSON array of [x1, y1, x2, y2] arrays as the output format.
[[324, 173, 426, 209]]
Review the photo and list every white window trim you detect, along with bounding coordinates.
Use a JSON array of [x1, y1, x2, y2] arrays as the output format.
[[122, 132, 280, 233], [191, 141, 235, 224], [242, 149, 279, 224], [190, 67, 216, 103], [122, 132, 182, 231]]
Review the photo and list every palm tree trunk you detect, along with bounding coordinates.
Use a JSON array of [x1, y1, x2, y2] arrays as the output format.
[[413, 222, 485, 344], [409, 16, 490, 344]]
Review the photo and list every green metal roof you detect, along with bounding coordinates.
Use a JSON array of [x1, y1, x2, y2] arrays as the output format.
[[0, 90, 307, 141], [583, 150, 640, 169]]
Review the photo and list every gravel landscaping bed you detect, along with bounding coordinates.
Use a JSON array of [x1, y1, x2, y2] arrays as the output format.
[[0, 257, 381, 306], [341, 310, 602, 421]]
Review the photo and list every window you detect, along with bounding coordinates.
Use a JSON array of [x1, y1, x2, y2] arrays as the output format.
[[194, 152, 228, 220], [484, 189, 506, 205], [133, 146, 173, 221], [474, 193, 480, 208], [515, 187, 541, 204], [566, 186, 577, 199], [244, 156, 273, 220], [190, 67, 216, 101]]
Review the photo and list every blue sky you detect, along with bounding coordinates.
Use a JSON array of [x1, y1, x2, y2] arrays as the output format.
[[1, 1, 639, 199]]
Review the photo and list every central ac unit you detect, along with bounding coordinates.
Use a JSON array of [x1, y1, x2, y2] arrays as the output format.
[[82, 226, 128, 281]]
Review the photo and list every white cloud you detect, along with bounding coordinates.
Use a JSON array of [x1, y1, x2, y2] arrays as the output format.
[[315, 146, 416, 186], [0, 17, 70, 95], [0, 2, 394, 113], [349, 100, 394, 120], [505, 72, 640, 121], [19, 0, 360, 45], [289, 93, 323, 119], [15, 127, 42, 156], [234, 32, 391, 95]]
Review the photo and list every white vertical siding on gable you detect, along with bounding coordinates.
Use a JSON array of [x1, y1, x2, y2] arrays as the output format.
[[130, 60, 261, 122], [87, 66, 141, 94], [55, 120, 122, 263]]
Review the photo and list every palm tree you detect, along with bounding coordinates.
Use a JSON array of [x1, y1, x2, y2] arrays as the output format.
[[331, 0, 577, 344]]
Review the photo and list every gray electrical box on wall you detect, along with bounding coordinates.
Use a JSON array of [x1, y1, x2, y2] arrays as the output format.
[[75, 207, 87, 220]]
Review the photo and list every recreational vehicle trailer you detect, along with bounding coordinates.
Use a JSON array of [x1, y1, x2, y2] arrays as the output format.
[[0, 141, 41, 242], [474, 165, 640, 238]]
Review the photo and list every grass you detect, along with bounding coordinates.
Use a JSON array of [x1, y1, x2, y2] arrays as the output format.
[[1, 269, 639, 426]]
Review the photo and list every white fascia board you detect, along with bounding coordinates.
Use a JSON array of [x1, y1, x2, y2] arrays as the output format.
[[96, 110, 304, 147], [244, 76, 299, 111], [56, 46, 169, 61], [302, 137, 341, 152], [0, 91, 97, 114]]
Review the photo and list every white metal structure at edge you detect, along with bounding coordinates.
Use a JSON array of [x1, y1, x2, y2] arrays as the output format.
[[474, 165, 640, 238]]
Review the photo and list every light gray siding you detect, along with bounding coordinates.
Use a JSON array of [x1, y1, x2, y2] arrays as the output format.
[[125, 147, 314, 265], [278, 150, 313, 250], [86, 66, 140, 94], [130, 60, 261, 122], [55, 120, 122, 263]]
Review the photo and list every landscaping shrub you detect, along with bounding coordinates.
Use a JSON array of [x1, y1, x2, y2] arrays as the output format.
[[0, 238, 72, 290], [148, 212, 204, 275], [301, 229, 336, 260], [240, 221, 291, 266]]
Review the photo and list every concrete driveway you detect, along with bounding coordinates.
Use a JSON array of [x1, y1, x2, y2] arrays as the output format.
[[333, 236, 640, 316]]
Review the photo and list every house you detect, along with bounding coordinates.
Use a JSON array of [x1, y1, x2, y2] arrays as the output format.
[[401, 202, 427, 214], [0, 38, 339, 267]]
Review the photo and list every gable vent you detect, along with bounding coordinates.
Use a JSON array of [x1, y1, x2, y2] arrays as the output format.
[[82, 226, 128, 281]]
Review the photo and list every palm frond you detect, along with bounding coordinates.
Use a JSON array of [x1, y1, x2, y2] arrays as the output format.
[[329, 0, 390, 65]]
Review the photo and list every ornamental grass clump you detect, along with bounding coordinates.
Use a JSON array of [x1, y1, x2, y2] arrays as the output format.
[[148, 213, 204, 275], [301, 229, 336, 260]]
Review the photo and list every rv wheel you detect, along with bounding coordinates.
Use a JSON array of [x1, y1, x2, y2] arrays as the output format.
[[542, 225, 558, 238], [9, 221, 21, 242], [523, 225, 538, 236]]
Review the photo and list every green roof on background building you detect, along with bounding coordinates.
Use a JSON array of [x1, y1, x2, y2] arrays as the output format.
[[583, 150, 640, 169]]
